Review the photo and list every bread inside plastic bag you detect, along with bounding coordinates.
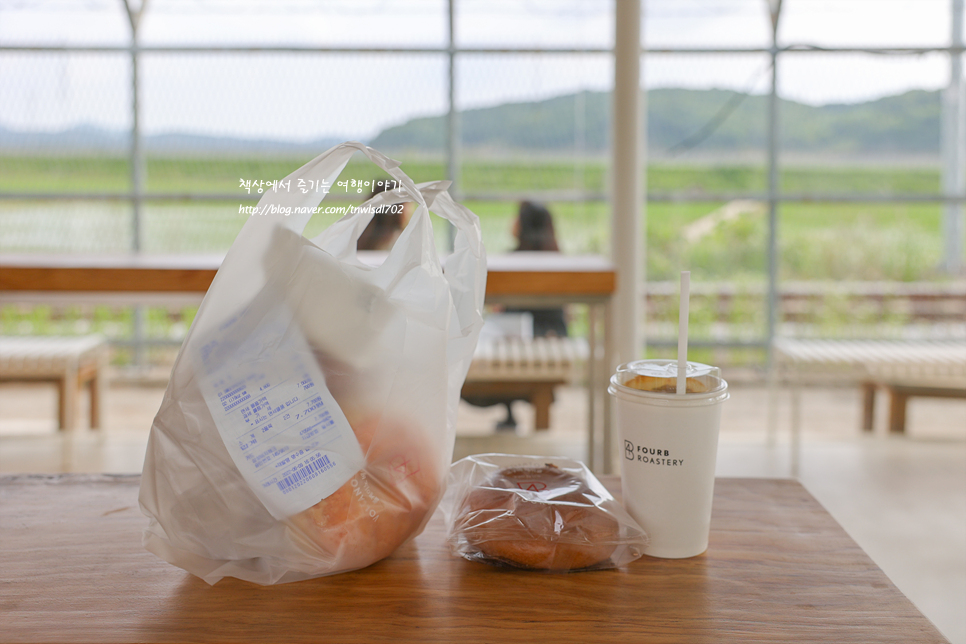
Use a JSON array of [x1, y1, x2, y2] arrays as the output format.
[[442, 454, 648, 571]]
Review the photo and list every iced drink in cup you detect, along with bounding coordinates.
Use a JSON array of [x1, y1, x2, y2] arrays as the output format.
[[608, 359, 729, 558]]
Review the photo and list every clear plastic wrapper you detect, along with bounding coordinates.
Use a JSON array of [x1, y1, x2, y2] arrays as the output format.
[[442, 454, 648, 572]]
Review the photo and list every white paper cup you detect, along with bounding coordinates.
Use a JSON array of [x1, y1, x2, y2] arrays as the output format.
[[608, 360, 729, 558]]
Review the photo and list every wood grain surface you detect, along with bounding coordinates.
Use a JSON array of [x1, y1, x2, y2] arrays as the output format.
[[0, 254, 222, 293], [0, 475, 946, 643], [483, 253, 616, 298], [0, 253, 616, 298]]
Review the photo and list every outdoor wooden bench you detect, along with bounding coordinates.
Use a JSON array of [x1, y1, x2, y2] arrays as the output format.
[[773, 338, 966, 435], [770, 338, 966, 476], [877, 384, 966, 433], [0, 335, 109, 430], [462, 336, 588, 430]]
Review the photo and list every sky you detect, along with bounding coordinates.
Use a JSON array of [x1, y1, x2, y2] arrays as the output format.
[[0, 0, 961, 141]]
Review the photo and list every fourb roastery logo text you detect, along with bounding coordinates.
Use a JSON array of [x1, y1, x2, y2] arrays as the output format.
[[624, 440, 685, 467]]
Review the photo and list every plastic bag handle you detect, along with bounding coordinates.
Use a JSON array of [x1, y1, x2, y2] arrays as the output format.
[[192, 142, 484, 340], [275, 141, 427, 236], [299, 144, 481, 279], [196, 143, 413, 315]]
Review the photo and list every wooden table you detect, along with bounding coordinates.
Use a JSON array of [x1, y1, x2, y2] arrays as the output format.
[[0, 252, 618, 471], [0, 252, 615, 300], [1, 475, 947, 643]]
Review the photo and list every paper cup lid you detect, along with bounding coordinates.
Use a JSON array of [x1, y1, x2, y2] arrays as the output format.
[[612, 359, 725, 395]]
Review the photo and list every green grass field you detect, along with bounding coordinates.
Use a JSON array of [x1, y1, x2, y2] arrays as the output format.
[[1, 154, 959, 367], [0, 154, 956, 284], [0, 155, 943, 195]]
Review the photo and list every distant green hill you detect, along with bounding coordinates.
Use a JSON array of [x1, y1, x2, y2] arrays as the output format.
[[370, 88, 941, 156]]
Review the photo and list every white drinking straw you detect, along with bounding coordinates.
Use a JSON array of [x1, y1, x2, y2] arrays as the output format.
[[677, 270, 691, 394]]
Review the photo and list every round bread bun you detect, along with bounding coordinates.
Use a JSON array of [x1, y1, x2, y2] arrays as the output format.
[[624, 374, 708, 394], [287, 415, 440, 572], [456, 463, 619, 570]]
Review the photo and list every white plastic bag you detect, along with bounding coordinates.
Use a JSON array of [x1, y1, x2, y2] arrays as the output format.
[[139, 142, 487, 585]]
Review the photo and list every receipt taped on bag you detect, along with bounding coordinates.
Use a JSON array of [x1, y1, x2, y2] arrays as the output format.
[[194, 298, 364, 520]]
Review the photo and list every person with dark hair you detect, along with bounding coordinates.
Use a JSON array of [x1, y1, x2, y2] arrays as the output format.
[[356, 178, 413, 251], [514, 200, 559, 252], [507, 201, 569, 338], [464, 201, 570, 430]]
